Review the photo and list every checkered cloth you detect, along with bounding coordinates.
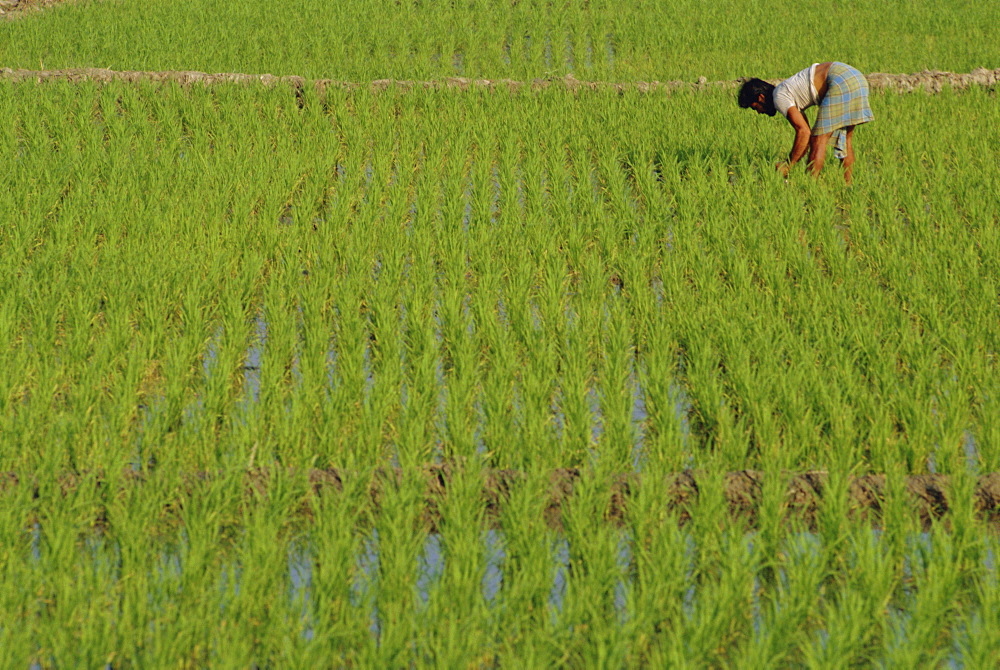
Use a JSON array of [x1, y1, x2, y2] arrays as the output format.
[[813, 62, 874, 159]]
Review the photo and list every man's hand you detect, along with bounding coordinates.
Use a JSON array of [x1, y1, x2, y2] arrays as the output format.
[[784, 107, 812, 170]]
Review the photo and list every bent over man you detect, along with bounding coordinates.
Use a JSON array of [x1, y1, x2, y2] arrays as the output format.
[[739, 62, 873, 183]]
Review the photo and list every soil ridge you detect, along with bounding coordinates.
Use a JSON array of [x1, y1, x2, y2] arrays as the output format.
[[2, 66, 999, 93], [3, 467, 999, 532], [0, 0, 74, 17]]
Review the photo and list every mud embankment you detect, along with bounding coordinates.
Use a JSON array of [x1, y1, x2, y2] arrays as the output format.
[[0, 0, 73, 17], [2, 66, 999, 94], [3, 467, 1000, 532]]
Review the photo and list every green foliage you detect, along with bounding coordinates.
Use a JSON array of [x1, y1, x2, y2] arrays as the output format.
[[0, 44, 998, 667], [1, 0, 999, 80]]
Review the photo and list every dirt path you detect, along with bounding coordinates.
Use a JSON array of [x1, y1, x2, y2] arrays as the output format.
[[0, 0, 74, 18], [2, 66, 999, 93]]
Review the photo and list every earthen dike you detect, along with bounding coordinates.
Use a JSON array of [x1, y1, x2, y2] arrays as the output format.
[[2, 66, 999, 94]]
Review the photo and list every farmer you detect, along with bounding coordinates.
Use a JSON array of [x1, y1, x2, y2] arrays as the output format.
[[738, 62, 874, 183]]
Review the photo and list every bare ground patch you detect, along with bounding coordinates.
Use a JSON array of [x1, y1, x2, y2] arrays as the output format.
[[0, 0, 76, 18]]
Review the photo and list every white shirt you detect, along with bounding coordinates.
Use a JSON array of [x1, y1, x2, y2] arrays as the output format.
[[773, 64, 819, 117]]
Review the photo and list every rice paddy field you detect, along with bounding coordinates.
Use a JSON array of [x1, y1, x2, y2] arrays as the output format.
[[2, 0, 1000, 667]]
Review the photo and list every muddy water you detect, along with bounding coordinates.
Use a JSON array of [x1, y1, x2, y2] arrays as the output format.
[[243, 314, 267, 403]]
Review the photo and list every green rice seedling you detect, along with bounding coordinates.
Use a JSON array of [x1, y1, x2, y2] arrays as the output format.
[[741, 530, 826, 666], [951, 532, 1000, 667], [625, 474, 693, 662], [879, 530, 960, 666], [475, 269, 521, 468], [211, 472, 311, 664], [436, 160, 483, 461], [798, 533, 883, 665], [557, 301, 597, 465], [363, 469, 428, 666], [109, 469, 248, 666], [0, 477, 40, 663], [636, 336, 690, 472], [24, 475, 113, 666], [301, 474, 372, 664], [491, 470, 561, 663], [836, 527, 899, 661], [556, 472, 634, 666], [324, 272, 372, 465], [397, 284, 441, 467], [596, 297, 639, 471], [414, 467, 498, 665], [99, 472, 180, 661], [661, 526, 756, 666]]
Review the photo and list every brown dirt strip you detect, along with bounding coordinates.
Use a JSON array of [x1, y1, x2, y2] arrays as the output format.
[[2, 67, 999, 94], [3, 467, 999, 532], [0, 0, 74, 18]]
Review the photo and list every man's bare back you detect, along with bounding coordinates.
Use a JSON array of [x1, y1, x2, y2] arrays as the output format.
[[812, 62, 833, 101]]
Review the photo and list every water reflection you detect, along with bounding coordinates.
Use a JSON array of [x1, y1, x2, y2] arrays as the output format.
[[417, 533, 443, 605], [482, 529, 504, 605]]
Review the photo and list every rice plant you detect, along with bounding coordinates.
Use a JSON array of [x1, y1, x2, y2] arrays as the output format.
[[0, 40, 998, 667]]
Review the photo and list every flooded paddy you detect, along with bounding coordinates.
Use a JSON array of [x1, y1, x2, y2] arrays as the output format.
[[14, 511, 1000, 667], [1, 54, 999, 666]]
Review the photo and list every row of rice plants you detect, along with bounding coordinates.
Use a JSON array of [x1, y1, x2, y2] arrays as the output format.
[[1, 81, 997, 476], [2, 0, 999, 81], [0, 79, 997, 664], [2, 466, 999, 664]]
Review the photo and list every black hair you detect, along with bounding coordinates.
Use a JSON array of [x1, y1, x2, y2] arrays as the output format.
[[738, 78, 777, 115]]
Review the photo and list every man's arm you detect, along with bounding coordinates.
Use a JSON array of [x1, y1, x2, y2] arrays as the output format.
[[779, 107, 812, 172]]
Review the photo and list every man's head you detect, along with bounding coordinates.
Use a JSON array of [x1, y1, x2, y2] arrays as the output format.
[[738, 78, 777, 116]]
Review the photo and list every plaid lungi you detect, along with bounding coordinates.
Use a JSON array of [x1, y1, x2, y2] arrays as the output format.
[[813, 62, 874, 159]]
